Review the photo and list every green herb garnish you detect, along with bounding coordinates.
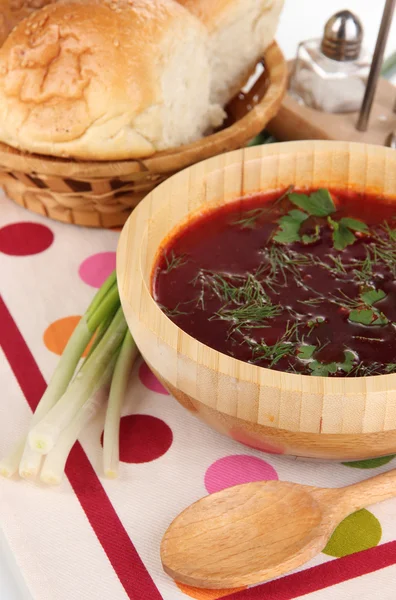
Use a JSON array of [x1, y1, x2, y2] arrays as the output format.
[[328, 216, 368, 251], [308, 350, 356, 377], [213, 301, 282, 332], [361, 289, 386, 306], [349, 308, 388, 326], [302, 225, 321, 245], [339, 218, 369, 233], [288, 189, 336, 217], [297, 345, 316, 360], [159, 303, 189, 318], [232, 185, 294, 229], [338, 350, 356, 373], [163, 250, 188, 274], [250, 322, 300, 367], [273, 210, 308, 244], [309, 361, 338, 377]]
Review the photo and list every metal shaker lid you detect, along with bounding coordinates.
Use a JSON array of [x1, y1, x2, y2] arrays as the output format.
[[321, 10, 364, 61]]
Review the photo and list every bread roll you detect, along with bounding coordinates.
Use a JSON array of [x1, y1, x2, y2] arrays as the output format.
[[0, 0, 54, 46], [178, 0, 284, 104], [0, 0, 224, 160]]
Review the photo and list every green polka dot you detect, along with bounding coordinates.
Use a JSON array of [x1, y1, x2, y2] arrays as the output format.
[[342, 455, 395, 469], [323, 509, 382, 557]]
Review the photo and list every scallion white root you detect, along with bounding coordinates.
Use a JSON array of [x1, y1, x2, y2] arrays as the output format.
[[0, 271, 119, 479], [19, 448, 43, 481], [103, 331, 139, 478], [28, 307, 127, 455], [40, 360, 116, 485], [0, 439, 25, 478], [1, 270, 140, 484]]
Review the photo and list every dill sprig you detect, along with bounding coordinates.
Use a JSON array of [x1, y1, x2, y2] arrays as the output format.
[[192, 269, 266, 307], [192, 268, 284, 333], [372, 222, 396, 276], [259, 246, 312, 289], [347, 362, 396, 377], [351, 250, 376, 284], [249, 322, 300, 367], [162, 250, 188, 274], [213, 301, 282, 332], [232, 185, 294, 229], [158, 303, 189, 318]]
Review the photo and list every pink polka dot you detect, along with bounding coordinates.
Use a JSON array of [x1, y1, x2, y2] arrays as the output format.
[[139, 362, 169, 395], [204, 455, 278, 494], [79, 252, 116, 288], [100, 414, 173, 463], [0, 222, 53, 256]]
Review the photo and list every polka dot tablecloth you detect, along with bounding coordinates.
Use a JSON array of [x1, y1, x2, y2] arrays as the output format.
[[1, 191, 396, 600]]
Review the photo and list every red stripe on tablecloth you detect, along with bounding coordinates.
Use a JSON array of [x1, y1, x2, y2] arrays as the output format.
[[0, 296, 162, 600], [224, 541, 396, 599], [2, 293, 396, 600]]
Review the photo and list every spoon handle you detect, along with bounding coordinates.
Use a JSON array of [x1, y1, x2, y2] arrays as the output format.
[[338, 469, 396, 513]]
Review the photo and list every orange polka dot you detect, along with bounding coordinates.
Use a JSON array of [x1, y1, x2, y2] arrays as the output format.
[[176, 583, 246, 599], [43, 316, 93, 357]]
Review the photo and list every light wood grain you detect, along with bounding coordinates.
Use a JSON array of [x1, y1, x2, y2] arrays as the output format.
[[160, 470, 396, 589], [117, 140, 396, 460], [0, 42, 287, 228], [267, 65, 396, 146]]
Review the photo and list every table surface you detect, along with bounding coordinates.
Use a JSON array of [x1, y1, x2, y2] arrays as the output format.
[[1, 1, 395, 598]]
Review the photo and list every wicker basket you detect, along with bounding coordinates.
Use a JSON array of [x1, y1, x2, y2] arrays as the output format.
[[0, 42, 287, 228]]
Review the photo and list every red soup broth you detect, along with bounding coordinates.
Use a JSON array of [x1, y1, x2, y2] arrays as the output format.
[[152, 188, 396, 377]]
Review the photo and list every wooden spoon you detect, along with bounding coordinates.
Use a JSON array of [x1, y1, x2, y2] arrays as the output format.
[[161, 471, 396, 590]]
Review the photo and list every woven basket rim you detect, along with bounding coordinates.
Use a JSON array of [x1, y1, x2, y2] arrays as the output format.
[[0, 42, 287, 179]]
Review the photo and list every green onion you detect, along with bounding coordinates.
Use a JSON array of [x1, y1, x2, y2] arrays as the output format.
[[28, 307, 127, 455], [40, 357, 117, 485], [1, 270, 141, 484], [0, 272, 119, 479], [103, 331, 139, 478]]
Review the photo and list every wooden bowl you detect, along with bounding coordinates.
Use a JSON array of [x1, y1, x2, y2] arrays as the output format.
[[0, 42, 286, 229], [117, 140, 396, 461]]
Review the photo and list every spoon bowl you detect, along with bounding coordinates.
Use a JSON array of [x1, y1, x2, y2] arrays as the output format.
[[162, 482, 329, 588], [161, 470, 396, 590]]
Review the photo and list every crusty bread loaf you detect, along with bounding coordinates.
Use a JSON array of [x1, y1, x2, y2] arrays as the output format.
[[178, 0, 284, 104], [0, 0, 224, 160]]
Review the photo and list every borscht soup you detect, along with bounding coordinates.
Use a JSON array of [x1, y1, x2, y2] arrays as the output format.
[[152, 188, 396, 377]]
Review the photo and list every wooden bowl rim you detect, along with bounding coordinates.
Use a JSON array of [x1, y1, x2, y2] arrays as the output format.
[[117, 140, 396, 395], [0, 42, 286, 179]]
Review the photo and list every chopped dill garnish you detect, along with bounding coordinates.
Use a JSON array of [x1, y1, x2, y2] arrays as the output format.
[[213, 300, 282, 332], [162, 250, 188, 274], [158, 303, 189, 318], [232, 185, 294, 229], [249, 322, 300, 367]]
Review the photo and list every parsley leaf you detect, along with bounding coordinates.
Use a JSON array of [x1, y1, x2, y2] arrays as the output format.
[[288, 189, 336, 217], [339, 350, 355, 373], [349, 308, 388, 326], [328, 216, 368, 251], [309, 350, 357, 377], [361, 289, 386, 306], [297, 344, 316, 360], [328, 216, 356, 250], [372, 313, 389, 326], [310, 361, 338, 377], [302, 225, 321, 245], [339, 218, 369, 233], [273, 210, 308, 244]]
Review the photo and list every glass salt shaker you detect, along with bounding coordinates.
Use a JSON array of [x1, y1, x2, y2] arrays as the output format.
[[289, 10, 372, 114]]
